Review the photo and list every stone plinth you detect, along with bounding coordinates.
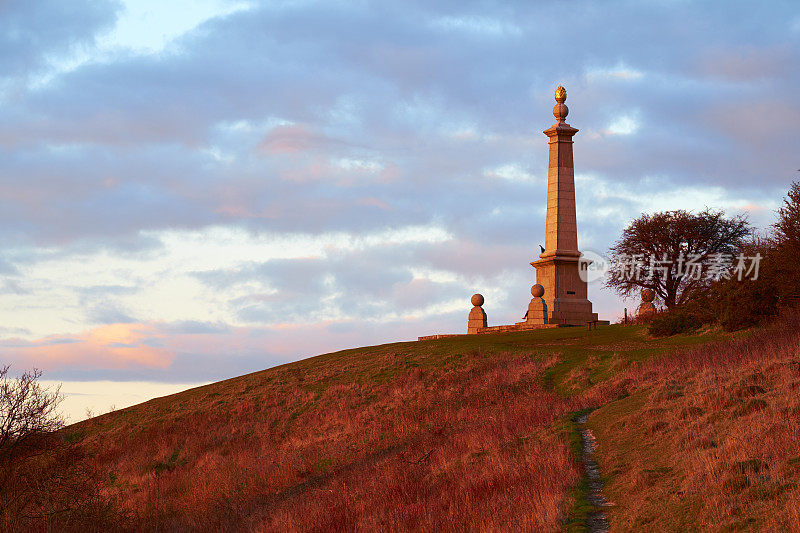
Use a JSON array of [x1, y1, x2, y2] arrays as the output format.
[[525, 284, 549, 325], [637, 302, 656, 316], [468, 307, 487, 334], [467, 293, 488, 334]]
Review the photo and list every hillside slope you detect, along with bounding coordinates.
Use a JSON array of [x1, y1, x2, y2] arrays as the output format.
[[66, 325, 741, 531], [588, 316, 800, 531]]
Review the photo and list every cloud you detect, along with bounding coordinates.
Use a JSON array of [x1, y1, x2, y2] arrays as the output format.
[[605, 115, 640, 136], [2, 323, 174, 371], [0, 0, 118, 84], [483, 163, 542, 183], [257, 124, 341, 155], [431, 16, 522, 37], [586, 65, 644, 82], [1, 0, 796, 247], [98, 0, 253, 55], [0, 0, 798, 390], [693, 45, 795, 83], [85, 304, 138, 325]]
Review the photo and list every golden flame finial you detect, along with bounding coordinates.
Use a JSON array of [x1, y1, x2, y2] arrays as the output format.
[[555, 85, 567, 103]]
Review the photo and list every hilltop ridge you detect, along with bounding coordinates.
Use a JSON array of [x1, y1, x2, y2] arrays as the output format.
[[62, 319, 800, 531]]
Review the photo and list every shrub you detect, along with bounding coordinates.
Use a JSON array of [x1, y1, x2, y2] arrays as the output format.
[[676, 235, 778, 331], [648, 309, 701, 337], [718, 279, 779, 332]]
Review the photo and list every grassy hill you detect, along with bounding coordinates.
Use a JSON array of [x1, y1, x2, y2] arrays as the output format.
[[66, 318, 800, 531]]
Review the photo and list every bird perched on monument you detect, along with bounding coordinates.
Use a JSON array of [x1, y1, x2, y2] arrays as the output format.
[[539, 245, 545, 254]]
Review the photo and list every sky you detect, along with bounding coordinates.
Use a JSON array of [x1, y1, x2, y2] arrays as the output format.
[[1, 0, 799, 421]]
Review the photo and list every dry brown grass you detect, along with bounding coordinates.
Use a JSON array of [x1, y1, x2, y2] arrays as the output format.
[[39, 319, 800, 531], [75, 347, 608, 532], [590, 312, 800, 531]]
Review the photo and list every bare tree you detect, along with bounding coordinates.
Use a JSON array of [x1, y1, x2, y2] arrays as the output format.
[[0, 366, 115, 530], [606, 209, 751, 309], [0, 366, 63, 451]]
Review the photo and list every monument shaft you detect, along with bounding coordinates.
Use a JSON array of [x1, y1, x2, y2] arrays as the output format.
[[544, 123, 579, 254]]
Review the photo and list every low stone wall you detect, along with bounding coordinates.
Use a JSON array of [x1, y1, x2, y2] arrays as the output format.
[[417, 334, 466, 341], [476, 322, 561, 334], [418, 320, 610, 340]]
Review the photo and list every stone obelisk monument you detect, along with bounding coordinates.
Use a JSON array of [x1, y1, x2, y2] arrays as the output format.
[[528, 86, 597, 326]]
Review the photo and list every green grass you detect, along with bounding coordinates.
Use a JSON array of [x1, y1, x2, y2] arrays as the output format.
[[558, 407, 596, 532]]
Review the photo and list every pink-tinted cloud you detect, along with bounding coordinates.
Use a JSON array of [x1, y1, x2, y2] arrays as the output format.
[[706, 100, 800, 146], [355, 196, 392, 209], [736, 203, 769, 214], [694, 45, 793, 83], [257, 124, 345, 155], [2, 323, 174, 371]]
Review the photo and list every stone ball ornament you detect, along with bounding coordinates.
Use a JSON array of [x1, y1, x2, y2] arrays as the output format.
[[531, 284, 545, 298], [641, 289, 655, 303], [471, 293, 485, 307]]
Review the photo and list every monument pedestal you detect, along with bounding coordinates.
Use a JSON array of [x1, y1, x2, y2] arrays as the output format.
[[531, 254, 597, 326]]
